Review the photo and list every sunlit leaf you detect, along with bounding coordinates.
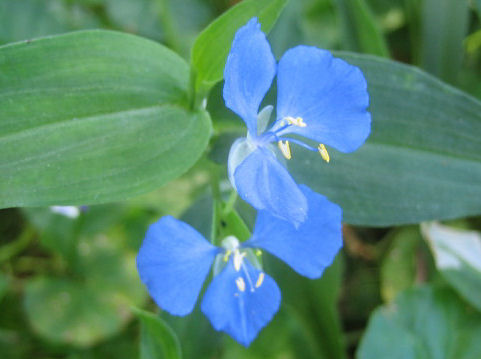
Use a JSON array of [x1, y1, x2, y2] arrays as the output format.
[[422, 222, 481, 312]]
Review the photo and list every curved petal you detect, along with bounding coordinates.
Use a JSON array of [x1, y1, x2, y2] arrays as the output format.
[[223, 17, 276, 135], [201, 259, 280, 347], [246, 184, 342, 279], [136, 216, 219, 316], [276, 46, 371, 153], [233, 147, 307, 227]]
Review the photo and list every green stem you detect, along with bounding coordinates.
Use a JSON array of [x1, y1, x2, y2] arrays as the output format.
[[0, 227, 36, 263]]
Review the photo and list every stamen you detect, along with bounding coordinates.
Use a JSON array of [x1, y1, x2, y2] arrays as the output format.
[[255, 249, 262, 256], [255, 273, 265, 288], [318, 144, 330, 163], [235, 277, 246, 292], [285, 116, 307, 127], [233, 250, 246, 272], [223, 250, 231, 262], [278, 140, 292, 160]]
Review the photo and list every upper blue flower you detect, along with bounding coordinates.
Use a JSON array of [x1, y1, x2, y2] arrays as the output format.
[[225, 18, 371, 226], [136, 185, 342, 347]]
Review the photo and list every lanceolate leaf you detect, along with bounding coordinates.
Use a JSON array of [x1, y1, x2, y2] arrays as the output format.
[[335, 0, 389, 57], [134, 308, 182, 359], [289, 53, 481, 226], [191, 0, 287, 95], [420, 0, 469, 84], [0, 31, 212, 208]]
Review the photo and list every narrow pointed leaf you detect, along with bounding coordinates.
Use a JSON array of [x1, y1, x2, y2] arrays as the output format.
[[421, 0, 469, 83], [191, 0, 287, 94], [335, 0, 389, 57], [134, 308, 182, 359]]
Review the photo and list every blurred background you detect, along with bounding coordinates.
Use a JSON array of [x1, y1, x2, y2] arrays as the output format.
[[1, 0, 481, 358]]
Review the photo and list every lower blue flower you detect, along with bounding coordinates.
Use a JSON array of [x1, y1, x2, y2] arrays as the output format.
[[136, 186, 342, 346]]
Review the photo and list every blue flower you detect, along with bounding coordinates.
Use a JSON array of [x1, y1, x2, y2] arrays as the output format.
[[225, 18, 371, 226], [136, 185, 342, 346]]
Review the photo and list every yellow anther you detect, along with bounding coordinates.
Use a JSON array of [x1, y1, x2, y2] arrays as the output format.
[[255, 249, 262, 257], [318, 144, 330, 163], [233, 250, 246, 272], [255, 273, 265, 288], [278, 140, 291, 160], [285, 116, 307, 127], [223, 250, 231, 262], [235, 277, 246, 292]]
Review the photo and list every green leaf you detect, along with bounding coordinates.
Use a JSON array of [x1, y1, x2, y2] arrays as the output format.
[[23, 230, 146, 347], [273, 255, 346, 359], [288, 53, 481, 226], [0, 30, 212, 208], [422, 222, 481, 312], [134, 308, 182, 359], [191, 0, 287, 95], [0, 0, 99, 45], [357, 286, 481, 359], [0, 272, 7, 303], [420, 0, 469, 83], [335, 0, 389, 56], [381, 226, 421, 302], [105, 0, 163, 40]]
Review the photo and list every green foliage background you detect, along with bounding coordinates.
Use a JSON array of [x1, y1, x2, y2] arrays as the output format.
[[1, 0, 481, 358]]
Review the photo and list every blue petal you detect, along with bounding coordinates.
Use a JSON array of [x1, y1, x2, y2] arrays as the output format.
[[233, 147, 307, 226], [276, 46, 371, 153], [223, 17, 276, 135], [246, 185, 342, 279], [137, 216, 219, 316], [201, 259, 281, 347]]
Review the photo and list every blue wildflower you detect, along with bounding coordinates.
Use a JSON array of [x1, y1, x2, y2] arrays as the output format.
[[136, 185, 342, 346], [225, 18, 371, 226]]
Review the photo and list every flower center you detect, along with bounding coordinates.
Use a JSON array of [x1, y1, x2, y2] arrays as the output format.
[[220, 237, 265, 293], [274, 116, 330, 163]]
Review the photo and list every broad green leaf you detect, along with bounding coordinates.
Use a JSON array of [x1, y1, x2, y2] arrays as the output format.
[[357, 286, 481, 359], [0, 30, 212, 208], [421, 222, 481, 312], [134, 308, 182, 359], [420, 0, 469, 83], [288, 53, 481, 226], [191, 0, 287, 94], [381, 226, 421, 302], [335, 0, 389, 56], [24, 230, 146, 347]]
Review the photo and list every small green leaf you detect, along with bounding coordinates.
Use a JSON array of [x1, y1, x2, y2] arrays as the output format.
[[357, 286, 481, 359], [288, 53, 481, 226], [422, 222, 481, 312], [23, 229, 146, 347], [134, 308, 182, 359], [381, 227, 421, 302], [0, 30, 212, 208], [420, 0, 469, 83], [191, 0, 287, 95], [335, 0, 389, 57]]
